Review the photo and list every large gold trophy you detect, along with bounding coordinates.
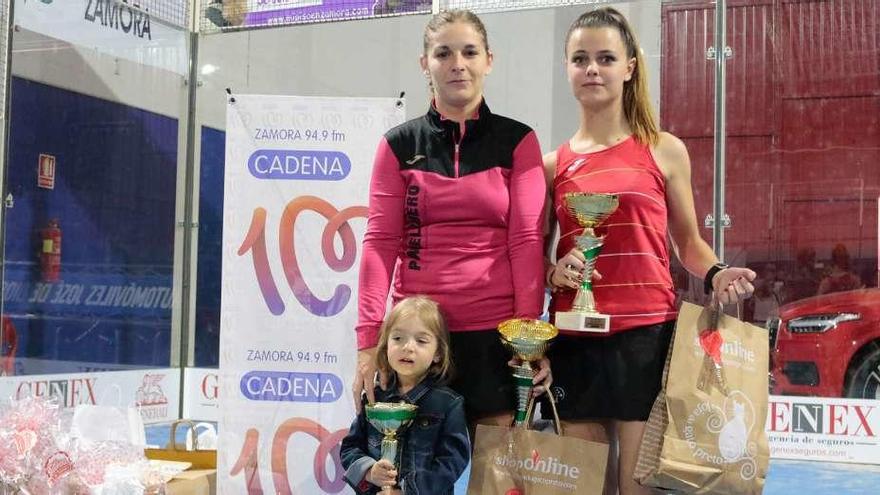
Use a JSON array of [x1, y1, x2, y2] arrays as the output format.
[[498, 318, 558, 426], [555, 192, 619, 333], [365, 402, 418, 491]]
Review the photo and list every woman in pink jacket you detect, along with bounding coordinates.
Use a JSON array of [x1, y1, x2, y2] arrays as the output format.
[[351, 9, 549, 431]]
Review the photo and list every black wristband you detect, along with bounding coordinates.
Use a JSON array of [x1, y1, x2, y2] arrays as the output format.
[[704, 263, 729, 295]]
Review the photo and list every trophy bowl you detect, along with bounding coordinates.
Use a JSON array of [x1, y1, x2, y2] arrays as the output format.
[[499, 318, 558, 361], [365, 401, 418, 488], [498, 319, 558, 426], [564, 192, 619, 229], [557, 192, 619, 333]]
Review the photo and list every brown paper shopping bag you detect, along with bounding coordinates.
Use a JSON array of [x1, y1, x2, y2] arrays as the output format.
[[635, 301, 770, 494], [467, 395, 608, 495]]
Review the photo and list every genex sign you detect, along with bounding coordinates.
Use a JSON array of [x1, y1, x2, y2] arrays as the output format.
[[766, 395, 880, 464]]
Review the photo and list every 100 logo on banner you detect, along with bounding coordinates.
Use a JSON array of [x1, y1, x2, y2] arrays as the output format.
[[238, 195, 366, 317], [231, 419, 348, 493]]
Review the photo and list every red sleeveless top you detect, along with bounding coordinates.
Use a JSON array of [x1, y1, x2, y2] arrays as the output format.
[[551, 136, 677, 335]]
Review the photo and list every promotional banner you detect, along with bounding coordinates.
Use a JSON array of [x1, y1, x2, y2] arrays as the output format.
[[0, 368, 180, 424], [766, 395, 880, 464], [220, 94, 404, 493], [15, 0, 188, 75], [183, 367, 219, 422], [204, 0, 431, 30]]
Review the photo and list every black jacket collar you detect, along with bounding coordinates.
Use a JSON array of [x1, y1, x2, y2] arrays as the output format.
[[425, 99, 491, 139]]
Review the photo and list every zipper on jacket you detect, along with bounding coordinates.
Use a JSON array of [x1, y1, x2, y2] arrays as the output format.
[[453, 125, 465, 178]]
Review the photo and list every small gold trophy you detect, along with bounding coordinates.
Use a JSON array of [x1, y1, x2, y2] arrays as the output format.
[[555, 192, 620, 333], [498, 318, 558, 426], [365, 402, 418, 491]]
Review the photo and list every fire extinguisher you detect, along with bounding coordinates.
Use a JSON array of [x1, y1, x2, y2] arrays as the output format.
[[40, 219, 61, 283]]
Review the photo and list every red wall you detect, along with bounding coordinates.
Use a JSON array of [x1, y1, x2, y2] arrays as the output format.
[[660, 0, 879, 268]]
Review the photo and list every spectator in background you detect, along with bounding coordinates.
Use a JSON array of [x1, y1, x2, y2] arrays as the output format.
[[1, 316, 16, 376], [817, 243, 864, 295], [746, 263, 781, 326], [784, 246, 821, 303], [373, 0, 432, 15], [205, 0, 247, 28]]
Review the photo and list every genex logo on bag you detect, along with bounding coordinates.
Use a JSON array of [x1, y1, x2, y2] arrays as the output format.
[[684, 390, 759, 480]]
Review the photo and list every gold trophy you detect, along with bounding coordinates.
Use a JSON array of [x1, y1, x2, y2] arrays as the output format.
[[555, 192, 619, 333], [365, 402, 418, 491], [498, 318, 558, 426]]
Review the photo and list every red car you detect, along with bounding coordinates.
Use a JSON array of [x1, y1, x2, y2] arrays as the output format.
[[770, 288, 880, 398]]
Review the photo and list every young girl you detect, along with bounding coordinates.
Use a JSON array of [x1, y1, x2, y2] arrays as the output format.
[[341, 296, 469, 495], [544, 7, 756, 495]]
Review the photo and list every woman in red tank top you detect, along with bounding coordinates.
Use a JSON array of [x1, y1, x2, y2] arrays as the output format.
[[542, 8, 756, 495]]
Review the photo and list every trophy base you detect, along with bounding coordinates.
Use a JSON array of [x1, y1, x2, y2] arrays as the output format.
[[555, 310, 610, 333]]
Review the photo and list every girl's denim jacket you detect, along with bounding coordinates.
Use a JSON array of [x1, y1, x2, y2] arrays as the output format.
[[340, 375, 470, 494]]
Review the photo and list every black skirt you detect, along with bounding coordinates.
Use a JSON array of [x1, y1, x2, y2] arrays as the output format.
[[447, 329, 517, 422], [542, 320, 675, 422]]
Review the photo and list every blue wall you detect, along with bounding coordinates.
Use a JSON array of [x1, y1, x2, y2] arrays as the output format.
[[3, 77, 177, 370]]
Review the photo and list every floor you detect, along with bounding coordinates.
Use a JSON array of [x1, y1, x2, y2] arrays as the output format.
[[453, 459, 880, 494], [148, 424, 880, 494]]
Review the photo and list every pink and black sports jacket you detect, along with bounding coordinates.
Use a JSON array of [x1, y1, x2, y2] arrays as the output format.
[[356, 101, 546, 349]]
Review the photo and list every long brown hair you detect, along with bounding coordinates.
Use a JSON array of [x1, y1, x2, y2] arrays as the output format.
[[375, 296, 453, 382], [565, 7, 659, 146]]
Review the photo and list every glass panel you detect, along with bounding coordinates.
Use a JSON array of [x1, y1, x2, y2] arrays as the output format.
[[714, 0, 880, 404], [0, 0, 10, 377], [1, 0, 189, 416], [660, 0, 717, 307]]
